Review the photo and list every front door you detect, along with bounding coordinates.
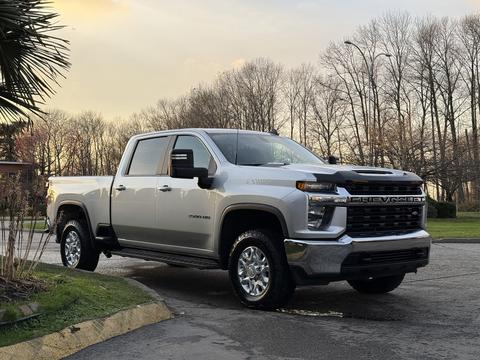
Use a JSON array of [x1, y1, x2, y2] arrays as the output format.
[[155, 135, 217, 255]]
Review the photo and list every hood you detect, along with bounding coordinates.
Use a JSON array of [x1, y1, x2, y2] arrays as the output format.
[[279, 163, 423, 184]]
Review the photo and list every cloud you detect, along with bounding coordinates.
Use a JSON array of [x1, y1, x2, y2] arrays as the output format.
[[467, 0, 480, 7], [231, 58, 246, 69], [181, 58, 224, 81], [52, 0, 130, 22]]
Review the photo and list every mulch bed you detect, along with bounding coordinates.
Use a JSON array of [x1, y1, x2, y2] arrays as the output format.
[[0, 276, 47, 303]]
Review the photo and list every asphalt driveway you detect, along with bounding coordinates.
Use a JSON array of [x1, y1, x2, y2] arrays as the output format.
[[26, 239, 479, 360]]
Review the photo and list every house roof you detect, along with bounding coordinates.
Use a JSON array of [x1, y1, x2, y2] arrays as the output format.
[[0, 161, 33, 166]]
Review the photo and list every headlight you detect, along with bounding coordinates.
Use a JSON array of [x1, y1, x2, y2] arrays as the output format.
[[296, 181, 336, 193], [298, 181, 337, 230]]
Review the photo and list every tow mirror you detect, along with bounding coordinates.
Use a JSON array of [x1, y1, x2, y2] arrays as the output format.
[[328, 155, 338, 165], [170, 149, 208, 179]]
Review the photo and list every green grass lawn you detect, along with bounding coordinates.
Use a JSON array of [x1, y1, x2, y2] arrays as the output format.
[[427, 212, 480, 239], [21, 220, 47, 231], [0, 218, 47, 231], [0, 263, 153, 347]]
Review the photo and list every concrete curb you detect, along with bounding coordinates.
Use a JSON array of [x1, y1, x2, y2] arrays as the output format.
[[432, 238, 480, 244], [0, 283, 173, 360]]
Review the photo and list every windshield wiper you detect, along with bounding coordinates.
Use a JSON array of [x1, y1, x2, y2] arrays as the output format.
[[239, 162, 289, 167], [261, 162, 290, 167]]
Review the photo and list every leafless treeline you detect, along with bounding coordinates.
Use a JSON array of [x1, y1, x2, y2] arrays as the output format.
[[16, 12, 480, 210]]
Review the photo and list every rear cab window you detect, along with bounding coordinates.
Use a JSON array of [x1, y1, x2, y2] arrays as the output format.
[[128, 136, 170, 176]]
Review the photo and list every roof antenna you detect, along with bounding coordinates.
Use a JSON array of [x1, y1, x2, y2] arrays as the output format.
[[234, 128, 239, 165], [269, 128, 279, 136]]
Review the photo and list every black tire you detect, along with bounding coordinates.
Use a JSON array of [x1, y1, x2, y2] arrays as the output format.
[[348, 274, 405, 294], [228, 229, 295, 310], [60, 220, 100, 271]]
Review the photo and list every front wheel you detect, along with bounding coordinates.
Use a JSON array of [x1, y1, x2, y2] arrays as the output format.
[[228, 229, 294, 310], [60, 220, 100, 271], [348, 274, 405, 294]]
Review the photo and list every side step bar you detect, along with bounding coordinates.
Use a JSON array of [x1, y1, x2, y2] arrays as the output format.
[[110, 247, 220, 269]]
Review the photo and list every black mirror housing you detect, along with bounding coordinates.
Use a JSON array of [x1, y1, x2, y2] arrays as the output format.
[[171, 148, 193, 167], [328, 155, 338, 165], [170, 149, 209, 179]]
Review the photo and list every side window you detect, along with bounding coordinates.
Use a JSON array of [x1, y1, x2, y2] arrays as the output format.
[[174, 135, 216, 174], [128, 137, 169, 176]]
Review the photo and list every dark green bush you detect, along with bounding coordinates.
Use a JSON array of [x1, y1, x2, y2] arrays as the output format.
[[427, 198, 438, 219], [435, 201, 457, 218]]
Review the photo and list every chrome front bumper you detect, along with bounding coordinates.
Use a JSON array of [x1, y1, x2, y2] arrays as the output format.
[[285, 230, 431, 284]]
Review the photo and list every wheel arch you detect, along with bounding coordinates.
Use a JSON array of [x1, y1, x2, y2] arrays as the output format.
[[56, 201, 95, 247], [218, 204, 289, 269]]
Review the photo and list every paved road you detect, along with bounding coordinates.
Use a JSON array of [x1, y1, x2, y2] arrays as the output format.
[[33, 239, 480, 359]]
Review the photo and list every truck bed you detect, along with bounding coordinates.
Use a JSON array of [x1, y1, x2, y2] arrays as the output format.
[[48, 176, 114, 231]]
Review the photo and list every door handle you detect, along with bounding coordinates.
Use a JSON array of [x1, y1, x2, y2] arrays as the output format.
[[158, 185, 172, 192], [115, 185, 126, 191]]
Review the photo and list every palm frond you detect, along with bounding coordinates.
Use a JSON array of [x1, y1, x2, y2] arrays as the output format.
[[0, 0, 70, 122]]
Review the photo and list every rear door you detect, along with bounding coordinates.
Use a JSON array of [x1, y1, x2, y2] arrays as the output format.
[[111, 135, 172, 246]]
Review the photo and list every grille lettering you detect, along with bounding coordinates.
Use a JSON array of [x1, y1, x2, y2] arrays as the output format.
[[349, 196, 425, 205]]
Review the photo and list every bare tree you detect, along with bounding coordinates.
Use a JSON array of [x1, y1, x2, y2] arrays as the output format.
[[12, 18, 480, 211], [309, 76, 346, 158]]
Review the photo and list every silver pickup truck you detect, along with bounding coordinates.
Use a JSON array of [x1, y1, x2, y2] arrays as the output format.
[[47, 129, 431, 309]]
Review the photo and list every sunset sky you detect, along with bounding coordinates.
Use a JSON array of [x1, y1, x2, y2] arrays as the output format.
[[49, 0, 480, 119]]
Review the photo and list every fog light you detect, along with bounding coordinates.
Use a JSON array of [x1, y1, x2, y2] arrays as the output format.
[[308, 203, 327, 230]]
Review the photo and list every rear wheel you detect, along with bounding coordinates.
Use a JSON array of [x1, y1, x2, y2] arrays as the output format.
[[60, 220, 100, 271], [228, 229, 294, 310], [348, 274, 405, 294]]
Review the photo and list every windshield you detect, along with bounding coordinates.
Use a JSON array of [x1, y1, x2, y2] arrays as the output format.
[[207, 132, 325, 166]]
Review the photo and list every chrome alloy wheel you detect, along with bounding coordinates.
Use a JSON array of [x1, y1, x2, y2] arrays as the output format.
[[237, 246, 270, 298], [64, 230, 81, 267]]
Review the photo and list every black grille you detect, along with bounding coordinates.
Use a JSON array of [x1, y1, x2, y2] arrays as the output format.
[[344, 182, 422, 195], [343, 248, 429, 266], [346, 205, 423, 237]]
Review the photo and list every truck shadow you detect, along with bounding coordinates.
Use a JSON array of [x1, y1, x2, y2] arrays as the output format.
[[125, 263, 240, 308], [122, 261, 413, 321]]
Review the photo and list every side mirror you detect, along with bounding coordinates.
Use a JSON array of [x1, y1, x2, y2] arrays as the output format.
[[328, 155, 338, 165], [170, 149, 208, 179]]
